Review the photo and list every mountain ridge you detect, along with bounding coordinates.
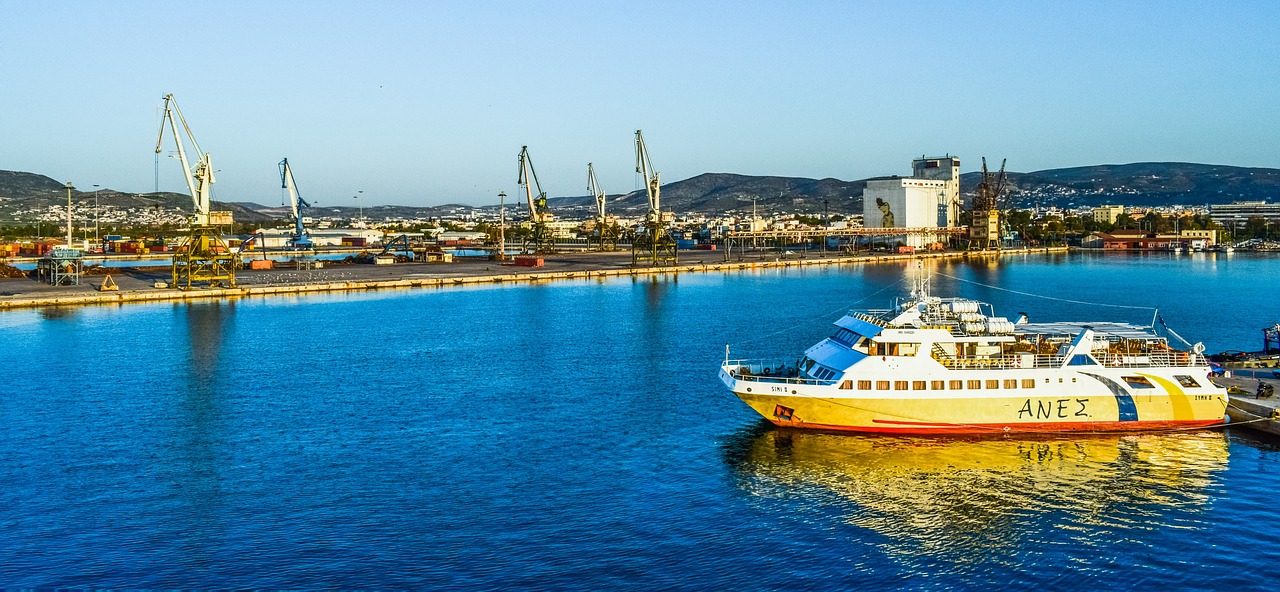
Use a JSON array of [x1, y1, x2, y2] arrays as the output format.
[[3, 162, 1277, 221]]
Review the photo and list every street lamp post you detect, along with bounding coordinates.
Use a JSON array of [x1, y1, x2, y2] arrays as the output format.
[[498, 191, 506, 262], [65, 182, 74, 248], [93, 184, 100, 248], [353, 191, 363, 227]]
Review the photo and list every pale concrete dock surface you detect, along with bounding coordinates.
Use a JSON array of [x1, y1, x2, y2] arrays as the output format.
[[1215, 368, 1280, 437], [0, 247, 1064, 311]]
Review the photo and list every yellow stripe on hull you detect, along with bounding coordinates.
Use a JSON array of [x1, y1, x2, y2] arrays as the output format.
[[736, 391, 1227, 434]]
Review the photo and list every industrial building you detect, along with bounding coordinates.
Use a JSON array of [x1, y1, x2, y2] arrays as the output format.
[[249, 228, 386, 249], [862, 155, 960, 247], [1210, 201, 1280, 227]]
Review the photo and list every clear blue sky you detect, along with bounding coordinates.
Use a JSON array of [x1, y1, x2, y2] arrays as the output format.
[[2, 1, 1277, 207]]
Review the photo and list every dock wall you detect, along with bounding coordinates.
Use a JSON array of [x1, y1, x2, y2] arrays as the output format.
[[0, 247, 1067, 311]]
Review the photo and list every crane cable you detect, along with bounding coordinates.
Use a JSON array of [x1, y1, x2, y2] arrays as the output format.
[[932, 271, 1157, 311]]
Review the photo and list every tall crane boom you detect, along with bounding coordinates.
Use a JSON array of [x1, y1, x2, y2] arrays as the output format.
[[587, 162, 606, 221], [587, 161, 619, 251], [631, 130, 676, 265], [517, 146, 554, 253], [155, 93, 214, 225], [517, 146, 550, 223], [279, 158, 314, 250], [635, 130, 660, 217]]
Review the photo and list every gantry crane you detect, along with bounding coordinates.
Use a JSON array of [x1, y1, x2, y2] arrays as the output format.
[[155, 93, 236, 288], [587, 162, 620, 251], [517, 146, 555, 253], [968, 157, 1007, 250], [632, 130, 677, 265], [279, 158, 314, 250]]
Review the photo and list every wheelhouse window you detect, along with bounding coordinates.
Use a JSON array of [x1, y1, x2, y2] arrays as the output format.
[[1175, 375, 1200, 388], [868, 342, 921, 356], [830, 328, 860, 346], [1122, 376, 1155, 389], [809, 365, 839, 381]]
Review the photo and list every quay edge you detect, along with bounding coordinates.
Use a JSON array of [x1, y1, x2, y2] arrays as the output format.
[[0, 247, 1066, 312]]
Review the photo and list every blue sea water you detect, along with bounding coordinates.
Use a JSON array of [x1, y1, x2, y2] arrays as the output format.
[[2, 250, 1279, 589]]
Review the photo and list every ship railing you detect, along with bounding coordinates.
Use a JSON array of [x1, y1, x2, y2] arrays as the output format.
[[931, 351, 1209, 370], [932, 353, 1065, 370], [1093, 351, 1206, 368], [721, 359, 839, 386]]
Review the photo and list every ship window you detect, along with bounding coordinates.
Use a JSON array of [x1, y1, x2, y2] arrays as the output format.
[[1122, 376, 1155, 389], [813, 366, 840, 380], [1022, 379, 1036, 389], [931, 380, 945, 390], [897, 343, 920, 356], [803, 358, 817, 372], [1175, 375, 1200, 388], [894, 380, 909, 390], [913, 380, 926, 390], [858, 380, 872, 390], [1069, 354, 1097, 366], [831, 328, 859, 345], [876, 380, 890, 390], [967, 380, 981, 389], [1004, 379, 1018, 389], [839, 380, 853, 390], [950, 380, 963, 389], [986, 379, 999, 389]]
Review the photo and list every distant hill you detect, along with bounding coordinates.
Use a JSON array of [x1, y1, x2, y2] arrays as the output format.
[[5, 162, 1280, 222], [0, 170, 276, 223], [963, 162, 1280, 209], [547, 173, 865, 215]]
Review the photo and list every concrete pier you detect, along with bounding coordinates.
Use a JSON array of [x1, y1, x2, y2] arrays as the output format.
[[0, 247, 1067, 312], [1215, 369, 1280, 437]]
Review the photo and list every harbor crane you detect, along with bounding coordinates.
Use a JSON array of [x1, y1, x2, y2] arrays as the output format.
[[587, 162, 620, 251], [279, 158, 314, 250], [155, 93, 235, 288], [968, 157, 1007, 251], [633, 130, 677, 265], [517, 146, 555, 253]]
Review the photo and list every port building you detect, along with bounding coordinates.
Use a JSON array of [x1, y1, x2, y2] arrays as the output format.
[[1092, 205, 1125, 224], [862, 155, 960, 247], [1210, 201, 1280, 227]]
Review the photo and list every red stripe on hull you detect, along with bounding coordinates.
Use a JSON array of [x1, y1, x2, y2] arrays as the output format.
[[768, 418, 1224, 435]]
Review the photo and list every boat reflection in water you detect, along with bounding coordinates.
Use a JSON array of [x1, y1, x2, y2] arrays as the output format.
[[723, 423, 1228, 560]]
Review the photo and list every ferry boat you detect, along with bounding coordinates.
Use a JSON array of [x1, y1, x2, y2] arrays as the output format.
[[719, 274, 1228, 434]]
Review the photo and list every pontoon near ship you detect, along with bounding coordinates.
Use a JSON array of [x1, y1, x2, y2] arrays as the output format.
[[719, 273, 1228, 434]]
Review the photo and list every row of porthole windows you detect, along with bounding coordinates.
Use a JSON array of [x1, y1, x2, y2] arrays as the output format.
[[848, 377, 1080, 391]]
